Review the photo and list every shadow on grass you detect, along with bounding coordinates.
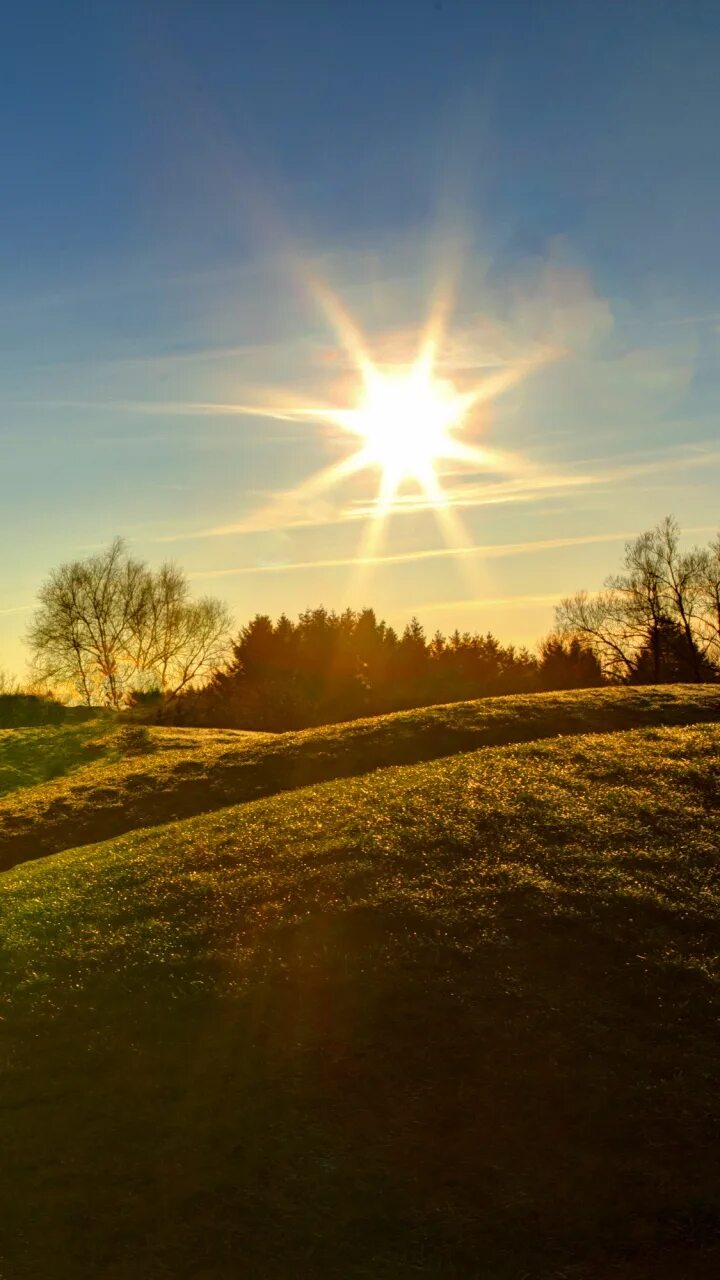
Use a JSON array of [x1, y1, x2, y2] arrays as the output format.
[[3, 883, 718, 1279], [2, 685, 720, 871]]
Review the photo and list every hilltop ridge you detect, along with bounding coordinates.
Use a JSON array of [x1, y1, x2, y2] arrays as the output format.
[[1, 683, 719, 871]]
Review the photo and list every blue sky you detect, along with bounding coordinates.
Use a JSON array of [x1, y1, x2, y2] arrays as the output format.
[[2, 0, 720, 676]]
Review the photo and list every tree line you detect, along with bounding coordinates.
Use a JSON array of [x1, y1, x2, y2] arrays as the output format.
[[160, 610, 602, 730], [558, 517, 720, 683], [11, 516, 719, 730]]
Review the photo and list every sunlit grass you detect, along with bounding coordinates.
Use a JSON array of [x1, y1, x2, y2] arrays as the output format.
[[2, 684, 720, 872], [0, 720, 264, 799], [1, 719, 719, 1278]]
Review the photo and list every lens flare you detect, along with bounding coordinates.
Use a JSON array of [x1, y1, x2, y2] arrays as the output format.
[[204, 272, 560, 557], [327, 357, 482, 509]]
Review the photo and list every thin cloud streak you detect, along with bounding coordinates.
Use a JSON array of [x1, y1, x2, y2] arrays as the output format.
[[158, 468, 590, 543], [5, 342, 273, 378], [367, 447, 720, 519], [157, 443, 720, 544], [188, 528, 688, 582], [654, 312, 720, 328], [417, 592, 563, 612], [12, 398, 336, 422]]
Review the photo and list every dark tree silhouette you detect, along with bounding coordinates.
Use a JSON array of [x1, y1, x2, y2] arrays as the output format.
[[159, 607, 580, 731], [538, 635, 604, 690], [557, 518, 720, 684]]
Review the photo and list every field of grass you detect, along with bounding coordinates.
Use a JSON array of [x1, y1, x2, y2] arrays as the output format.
[[0, 720, 267, 800], [1, 683, 719, 872], [2, 710, 719, 1278], [0, 719, 112, 796]]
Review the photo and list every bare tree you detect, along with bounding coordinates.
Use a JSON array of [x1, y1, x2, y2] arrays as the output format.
[[652, 516, 706, 679], [28, 539, 232, 706], [557, 518, 719, 683], [0, 670, 23, 695], [609, 527, 669, 681], [556, 589, 637, 681], [697, 534, 720, 663], [140, 570, 230, 696], [28, 539, 145, 705]]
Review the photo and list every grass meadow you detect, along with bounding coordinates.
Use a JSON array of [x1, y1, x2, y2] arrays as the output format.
[[1, 689, 719, 1277], [1, 683, 719, 871]]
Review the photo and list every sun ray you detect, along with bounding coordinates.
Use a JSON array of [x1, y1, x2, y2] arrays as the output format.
[[412, 454, 485, 593], [462, 347, 562, 409], [281, 447, 373, 502], [213, 272, 564, 562], [414, 273, 456, 381], [302, 272, 377, 383], [241, 446, 374, 535]]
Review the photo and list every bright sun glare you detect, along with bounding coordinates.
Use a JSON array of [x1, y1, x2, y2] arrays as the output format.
[[347, 366, 467, 490], [227, 272, 557, 547], [329, 353, 479, 508]]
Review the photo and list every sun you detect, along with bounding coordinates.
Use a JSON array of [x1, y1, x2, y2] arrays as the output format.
[[331, 356, 476, 505], [214, 274, 557, 533], [294, 278, 550, 516]]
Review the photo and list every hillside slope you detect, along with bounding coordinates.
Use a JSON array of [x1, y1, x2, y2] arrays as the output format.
[[2, 722, 719, 1279], [0, 720, 265, 798], [2, 683, 719, 870]]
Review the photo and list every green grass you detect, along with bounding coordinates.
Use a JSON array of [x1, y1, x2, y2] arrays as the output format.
[[0, 719, 268, 799], [1, 720, 719, 1278], [2, 683, 719, 872], [0, 720, 114, 796]]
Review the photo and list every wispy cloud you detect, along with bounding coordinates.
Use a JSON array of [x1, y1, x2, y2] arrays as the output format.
[[9, 397, 332, 422], [652, 311, 720, 328], [157, 442, 720, 545], [417, 592, 563, 612], [190, 526, 714, 582], [367, 445, 720, 521]]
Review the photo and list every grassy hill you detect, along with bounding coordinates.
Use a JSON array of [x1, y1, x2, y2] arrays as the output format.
[[2, 683, 719, 872], [2, 695, 719, 1278], [0, 720, 266, 799]]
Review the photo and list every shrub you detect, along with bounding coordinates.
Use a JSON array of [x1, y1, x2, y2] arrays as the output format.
[[0, 693, 67, 728], [117, 726, 154, 756]]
